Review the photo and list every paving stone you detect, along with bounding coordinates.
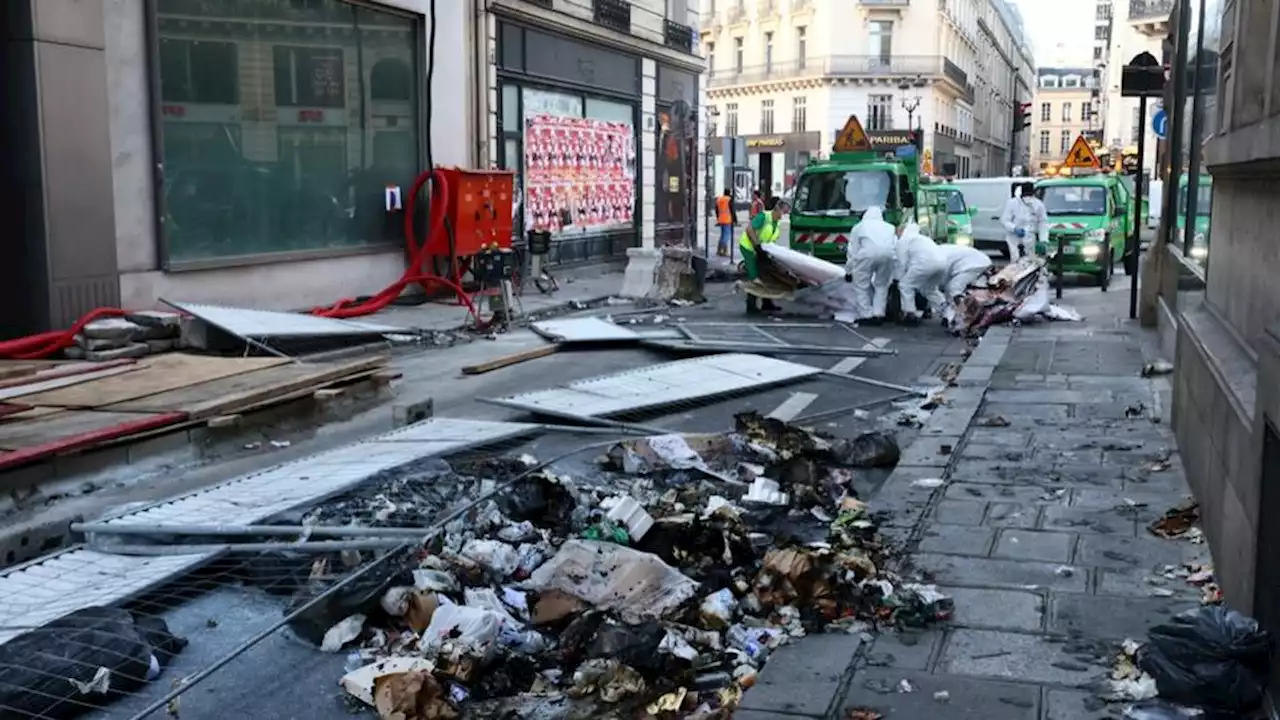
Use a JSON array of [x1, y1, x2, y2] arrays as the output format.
[[1045, 688, 1124, 719], [1072, 486, 1179, 511], [956, 443, 1035, 462], [733, 711, 820, 719], [964, 428, 1033, 447], [912, 554, 1089, 593], [992, 529, 1076, 563], [1041, 505, 1136, 536], [863, 628, 943, 671], [899, 435, 962, 468], [938, 629, 1098, 687], [741, 634, 860, 716], [839, 668, 1039, 719], [931, 499, 987, 526], [986, 389, 1113, 405], [997, 341, 1053, 373], [918, 525, 995, 556], [945, 483, 1069, 505], [1075, 534, 1191, 570], [876, 467, 945, 528], [983, 502, 1040, 528], [955, 363, 995, 385], [923, 407, 980, 436], [1073, 403, 1159, 420], [941, 586, 1044, 631], [948, 460, 1053, 485], [1044, 464, 1128, 489], [1095, 567, 1204, 600], [1032, 433, 1153, 452], [1062, 376, 1152, 391], [1036, 448, 1104, 464], [981, 402, 1071, 422], [1050, 593, 1196, 639]]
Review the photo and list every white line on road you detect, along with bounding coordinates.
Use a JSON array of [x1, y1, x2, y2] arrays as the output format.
[[766, 392, 819, 422], [829, 337, 892, 374]]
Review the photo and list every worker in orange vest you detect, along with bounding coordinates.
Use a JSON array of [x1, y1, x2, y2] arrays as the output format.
[[715, 188, 734, 256]]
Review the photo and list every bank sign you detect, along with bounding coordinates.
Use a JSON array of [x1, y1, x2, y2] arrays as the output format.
[[866, 130, 919, 152]]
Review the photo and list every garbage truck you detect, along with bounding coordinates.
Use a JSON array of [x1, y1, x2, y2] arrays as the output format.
[[788, 116, 941, 264]]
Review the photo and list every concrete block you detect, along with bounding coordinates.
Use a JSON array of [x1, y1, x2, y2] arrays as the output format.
[[619, 247, 660, 297], [82, 317, 143, 341], [145, 338, 176, 353], [392, 397, 434, 427], [84, 343, 150, 361]]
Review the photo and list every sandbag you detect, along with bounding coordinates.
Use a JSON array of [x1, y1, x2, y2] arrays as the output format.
[[0, 606, 186, 719]]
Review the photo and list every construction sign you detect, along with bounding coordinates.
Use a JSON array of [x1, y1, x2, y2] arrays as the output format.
[[1064, 134, 1102, 169], [833, 115, 872, 153]]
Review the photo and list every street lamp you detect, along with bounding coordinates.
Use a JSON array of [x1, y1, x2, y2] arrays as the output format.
[[898, 75, 926, 131]]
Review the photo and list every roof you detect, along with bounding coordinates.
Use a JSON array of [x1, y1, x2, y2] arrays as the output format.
[[1036, 175, 1115, 187]]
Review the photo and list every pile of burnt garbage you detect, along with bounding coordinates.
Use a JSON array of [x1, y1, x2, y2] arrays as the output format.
[[276, 413, 953, 719]]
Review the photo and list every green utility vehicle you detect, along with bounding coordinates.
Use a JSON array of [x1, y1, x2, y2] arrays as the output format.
[[921, 183, 977, 246], [1177, 174, 1213, 263], [789, 117, 924, 265], [1034, 173, 1134, 290]]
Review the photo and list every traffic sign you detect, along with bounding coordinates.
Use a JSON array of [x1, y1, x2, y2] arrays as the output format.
[[1152, 108, 1168, 139], [833, 115, 872, 153], [1063, 134, 1102, 169]]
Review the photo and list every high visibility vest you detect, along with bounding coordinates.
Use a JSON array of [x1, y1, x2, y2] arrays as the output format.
[[740, 215, 778, 250], [716, 196, 733, 225]]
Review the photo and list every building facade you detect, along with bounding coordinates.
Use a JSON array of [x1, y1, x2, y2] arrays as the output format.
[[0, 0, 705, 337], [1100, 0, 1170, 177], [973, 0, 1034, 178], [701, 0, 1031, 191], [1030, 67, 1103, 170]]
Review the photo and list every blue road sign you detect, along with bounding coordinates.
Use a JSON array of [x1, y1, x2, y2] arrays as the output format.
[[1152, 108, 1169, 139]]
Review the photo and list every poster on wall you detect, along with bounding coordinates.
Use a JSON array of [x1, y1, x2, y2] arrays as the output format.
[[523, 114, 636, 235]]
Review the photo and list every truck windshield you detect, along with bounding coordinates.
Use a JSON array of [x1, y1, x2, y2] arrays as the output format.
[[1178, 183, 1213, 216], [793, 170, 894, 216], [939, 190, 966, 214], [1041, 185, 1107, 216]]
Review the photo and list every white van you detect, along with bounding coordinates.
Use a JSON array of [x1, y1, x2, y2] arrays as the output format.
[[949, 177, 1026, 257]]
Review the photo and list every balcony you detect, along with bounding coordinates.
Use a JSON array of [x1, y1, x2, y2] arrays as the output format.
[[758, 0, 781, 19], [709, 55, 945, 88], [664, 18, 695, 53], [592, 0, 630, 34], [1129, 0, 1173, 35], [943, 58, 968, 88], [860, 0, 911, 6], [526, 0, 552, 8], [726, 4, 747, 25], [791, 0, 814, 13]]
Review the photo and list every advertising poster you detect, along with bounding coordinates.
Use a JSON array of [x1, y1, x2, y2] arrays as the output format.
[[523, 114, 635, 234]]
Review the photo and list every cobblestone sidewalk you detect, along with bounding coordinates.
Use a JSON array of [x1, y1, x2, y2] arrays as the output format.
[[739, 286, 1211, 719]]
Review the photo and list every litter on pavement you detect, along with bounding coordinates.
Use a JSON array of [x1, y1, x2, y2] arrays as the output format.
[[949, 257, 1082, 335]]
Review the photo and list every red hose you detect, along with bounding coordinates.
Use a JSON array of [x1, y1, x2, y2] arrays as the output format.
[[0, 168, 487, 360]]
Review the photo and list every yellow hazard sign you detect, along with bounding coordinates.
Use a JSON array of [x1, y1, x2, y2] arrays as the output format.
[[833, 115, 872, 153], [1064, 135, 1101, 169]]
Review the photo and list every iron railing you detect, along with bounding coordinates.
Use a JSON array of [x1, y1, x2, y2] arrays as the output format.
[[944, 58, 968, 87], [709, 55, 946, 87], [592, 0, 630, 34], [1129, 0, 1173, 21], [665, 19, 694, 52]]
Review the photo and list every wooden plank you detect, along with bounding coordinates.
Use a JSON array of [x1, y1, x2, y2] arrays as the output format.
[[0, 407, 64, 424], [0, 364, 143, 402], [0, 359, 137, 391], [0, 410, 171, 452], [17, 354, 290, 409], [0, 361, 69, 382], [105, 356, 387, 419], [462, 345, 560, 375], [0, 412, 187, 469]]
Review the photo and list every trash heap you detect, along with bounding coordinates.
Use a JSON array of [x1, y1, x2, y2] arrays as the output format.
[[950, 257, 1082, 336], [287, 413, 952, 719]]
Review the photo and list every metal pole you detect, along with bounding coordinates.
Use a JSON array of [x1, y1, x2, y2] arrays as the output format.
[[95, 538, 410, 555], [1129, 95, 1147, 319], [820, 370, 925, 396], [1056, 233, 1065, 299], [73, 522, 435, 539], [1182, 0, 1209, 259]]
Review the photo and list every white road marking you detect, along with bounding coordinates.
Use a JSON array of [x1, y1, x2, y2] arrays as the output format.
[[829, 337, 892, 374], [767, 392, 819, 422]]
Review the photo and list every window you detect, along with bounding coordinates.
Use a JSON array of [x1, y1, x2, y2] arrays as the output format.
[[792, 96, 807, 132], [1063, 75, 1080, 88], [796, 27, 807, 69], [155, 0, 419, 264], [1040, 102, 1051, 121], [726, 102, 739, 135], [734, 37, 744, 72], [1093, 46, 1103, 61], [761, 99, 774, 133], [868, 94, 894, 130], [1062, 102, 1072, 122], [1082, 101, 1093, 122], [707, 42, 715, 71], [1041, 75, 1059, 88], [1039, 130, 1050, 154], [764, 32, 773, 71], [1060, 130, 1072, 153], [869, 21, 892, 64]]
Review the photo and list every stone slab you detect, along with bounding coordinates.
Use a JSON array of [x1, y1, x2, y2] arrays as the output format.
[[898, 435, 962, 468], [1095, 567, 1203, 600], [1049, 593, 1196, 640], [931, 499, 987, 526], [984, 502, 1041, 528], [963, 428, 1033, 447], [985, 389, 1112, 405], [911, 554, 1089, 593], [1045, 688, 1124, 719], [1074, 534, 1190, 570], [938, 629, 1099, 687], [918, 525, 996, 556], [941, 586, 1044, 631], [980, 403, 1071, 422], [839, 668, 1039, 720], [992, 529, 1076, 563], [863, 628, 944, 671], [955, 443, 1036, 462], [740, 633, 861, 716], [1041, 505, 1137, 536], [945, 483, 1070, 506]]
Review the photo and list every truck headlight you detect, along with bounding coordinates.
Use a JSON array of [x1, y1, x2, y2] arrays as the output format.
[[1190, 245, 1208, 259], [1085, 229, 1106, 242], [954, 235, 973, 246], [1082, 244, 1101, 259]]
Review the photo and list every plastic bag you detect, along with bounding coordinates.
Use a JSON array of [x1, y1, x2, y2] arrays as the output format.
[[1137, 605, 1272, 713], [839, 431, 901, 468]]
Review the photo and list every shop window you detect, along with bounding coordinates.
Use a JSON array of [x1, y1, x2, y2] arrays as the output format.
[[153, 0, 419, 265]]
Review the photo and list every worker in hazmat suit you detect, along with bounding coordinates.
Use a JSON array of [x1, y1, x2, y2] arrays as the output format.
[[894, 222, 949, 326], [999, 182, 1048, 261], [843, 205, 897, 324], [936, 243, 995, 326]]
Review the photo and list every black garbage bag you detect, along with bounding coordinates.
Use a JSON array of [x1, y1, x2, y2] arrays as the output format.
[[0, 606, 186, 720], [835, 431, 901, 468], [1136, 605, 1272, 713]]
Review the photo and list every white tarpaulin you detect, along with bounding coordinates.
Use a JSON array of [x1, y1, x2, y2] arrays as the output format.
[[522, 540, 699, 624]]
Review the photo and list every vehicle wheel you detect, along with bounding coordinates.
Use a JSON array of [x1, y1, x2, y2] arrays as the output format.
[[1096, 250, 1113, 291]]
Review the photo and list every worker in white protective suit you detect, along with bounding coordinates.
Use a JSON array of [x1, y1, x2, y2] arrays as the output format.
[[843, 205, 898, 325], [936, 243, 994, 325], [999, 182, 1048, 261], [894, 222, 948, 326]]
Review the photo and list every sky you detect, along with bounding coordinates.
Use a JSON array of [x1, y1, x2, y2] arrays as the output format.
[[1009, 0, 1097, 67]]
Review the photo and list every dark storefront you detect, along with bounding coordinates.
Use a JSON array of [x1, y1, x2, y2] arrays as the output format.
[[655, 65, 698, 246], [710, 131, 821, 198], [496, 21, 641, 266]]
